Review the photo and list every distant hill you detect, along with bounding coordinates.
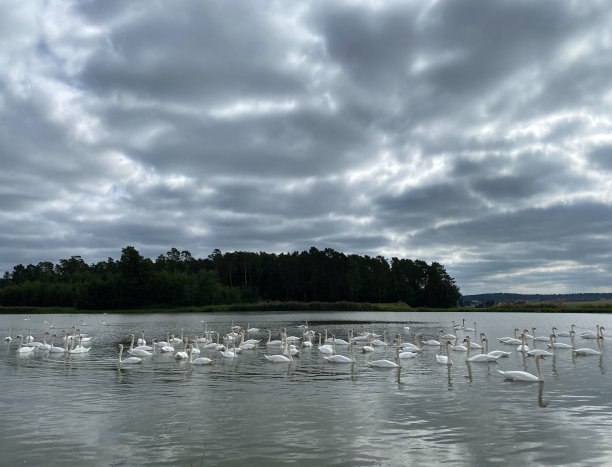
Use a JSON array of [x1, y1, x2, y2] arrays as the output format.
[[460, 292, 612, 305]]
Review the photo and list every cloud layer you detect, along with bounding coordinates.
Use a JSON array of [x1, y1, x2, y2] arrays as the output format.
[[1, 0, 611, 294]]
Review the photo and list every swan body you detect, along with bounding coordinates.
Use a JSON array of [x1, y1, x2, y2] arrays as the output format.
[[481, 337, 511, 358], [48, 334, 68, 353], [422, 338, 441, 346], [38, 332, 52, 351], [265, 341, 292, 363], [16, 335, 35, 354], [188, 345, 213, 365], [572, 332, 602, 355], [69, 336, 90, 354], [368, 342, 400, 368], [4, 329, 11, 342], [465, 337, 500, 362], [118, 344, 142, 365], [128, 334, 152, 356], [317, 333, 334, 354], [527, 334, 555, 357], [498, 355, 544, 382], [325, 341, 356, 363], [436, 341, 453, 365]]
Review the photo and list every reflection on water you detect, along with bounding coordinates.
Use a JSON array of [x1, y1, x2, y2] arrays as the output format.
[[1, 310, 612, 466]]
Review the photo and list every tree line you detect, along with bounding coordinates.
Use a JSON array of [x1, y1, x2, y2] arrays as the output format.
[[0, 246, 461, 309]]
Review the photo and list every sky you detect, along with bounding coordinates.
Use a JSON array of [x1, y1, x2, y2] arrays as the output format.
[[1, 0, 611, 295]]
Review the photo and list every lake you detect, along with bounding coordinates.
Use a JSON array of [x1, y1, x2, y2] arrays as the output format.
[[1, 310, 611, 466]]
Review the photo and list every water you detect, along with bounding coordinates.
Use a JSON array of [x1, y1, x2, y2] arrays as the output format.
[[1, 311, 611, 466]]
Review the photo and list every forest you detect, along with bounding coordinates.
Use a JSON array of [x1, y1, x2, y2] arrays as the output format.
[[0, 246, 461, 310]]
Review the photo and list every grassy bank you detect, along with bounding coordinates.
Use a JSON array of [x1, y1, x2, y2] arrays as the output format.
[[2, 302, 612, 314]]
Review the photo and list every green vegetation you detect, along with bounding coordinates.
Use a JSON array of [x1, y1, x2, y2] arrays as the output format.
[[0, 246, 461, 310]]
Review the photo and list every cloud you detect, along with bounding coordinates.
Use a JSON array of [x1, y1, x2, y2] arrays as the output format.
[[1, 0, 612, 295]]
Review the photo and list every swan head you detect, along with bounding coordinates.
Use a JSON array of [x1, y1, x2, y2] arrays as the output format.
[[118, 344, 124, 350]]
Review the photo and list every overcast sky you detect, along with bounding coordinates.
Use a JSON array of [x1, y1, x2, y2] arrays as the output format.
[[1, 0, 611, 295]]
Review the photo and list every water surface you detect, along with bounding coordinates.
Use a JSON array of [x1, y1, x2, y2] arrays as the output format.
[[1, 311, 610, 466]]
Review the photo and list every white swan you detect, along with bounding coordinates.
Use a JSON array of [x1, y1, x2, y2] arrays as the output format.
[[546, 334, 573, 349], [188, 345, 213, 365], [175, 338, 190, 359], [436, 341, 453, 365], [137, 329, 146, 345], [362, 335, 375, 353], [118, 344, 142, 365], [368, 342, 400, 368], [556, 324, 575, 338], [572, 331, 602, 356], [527, 335, 555, 357], [25, 329, 34, 342], [4, 329, 12, 342], [421, 335, 441, 346], [128, 334, 152, 357], [516, 333, 530, 352], [15, 335, 35, 354], [38, 332, 52, 351], [482, 337, 511, 358], [266, 329, 283, 346], [317, 333, 334, 354], [497, 355, 544, 382], [69, 336, 90, 354], [264, 341, 292, 363], [400, 333, 422, 352], [219, 337, 238, 359], [48, 334, 68, 353], [371, 331, 388, 347], [160, 334, 175, 353], [325, 341, 356, 363], [498, 328, 522, 345], [464, 337, 500, 362]]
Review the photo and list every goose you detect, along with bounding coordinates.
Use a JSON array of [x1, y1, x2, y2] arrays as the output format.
[[527, 335, 555, 357], [497, 355, 544, 382], [4, 329, 11, 342], [482, 338, 511, 358], [464, 337, 500, 362], [368, 342, 400, 368], [436, 341, 453, 365], [325, 341, 357, 363], [118, 344, 142, 365], [15, 335, 35, 354], [187, 345, 213, 365]]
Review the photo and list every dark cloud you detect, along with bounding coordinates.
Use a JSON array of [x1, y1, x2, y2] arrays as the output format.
[[1, 0, 611, 294]]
